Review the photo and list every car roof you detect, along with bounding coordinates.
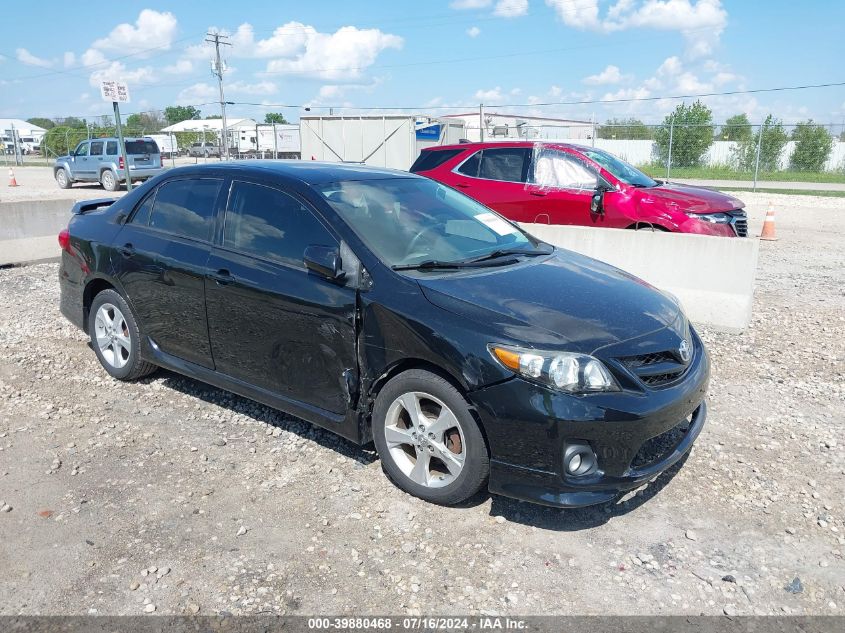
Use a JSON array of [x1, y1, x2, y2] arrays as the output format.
[[425, 140, 592, 152], [160, 161, 421, 185]]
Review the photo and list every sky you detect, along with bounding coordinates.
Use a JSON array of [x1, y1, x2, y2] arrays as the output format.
[[1, 0, 844, 126]]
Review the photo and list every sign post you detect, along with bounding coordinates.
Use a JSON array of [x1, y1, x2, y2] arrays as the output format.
[[100, 80, 132, 191]]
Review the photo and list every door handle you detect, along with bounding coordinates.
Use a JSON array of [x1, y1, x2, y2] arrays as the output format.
[[117, 243, 135, 258], [529, 190, 547, 197], [207, 269, 235, 285], [454, 182, 471, 188]]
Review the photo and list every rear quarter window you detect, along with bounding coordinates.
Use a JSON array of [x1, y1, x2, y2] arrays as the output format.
[[409, 149, 463, 173]]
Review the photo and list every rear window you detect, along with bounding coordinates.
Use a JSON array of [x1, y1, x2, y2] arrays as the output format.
[[409, 149, 463, 173], [149, 178, 222, 241], [125, 140, 159, 155]]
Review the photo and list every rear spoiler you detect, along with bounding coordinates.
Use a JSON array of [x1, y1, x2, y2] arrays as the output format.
[[71, 198, 117, 215]]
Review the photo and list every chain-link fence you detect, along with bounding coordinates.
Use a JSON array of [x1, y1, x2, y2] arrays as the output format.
[[464, 119, 845, 189]]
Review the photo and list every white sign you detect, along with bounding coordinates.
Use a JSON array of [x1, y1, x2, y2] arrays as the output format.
[[100, 80, 130, 103]]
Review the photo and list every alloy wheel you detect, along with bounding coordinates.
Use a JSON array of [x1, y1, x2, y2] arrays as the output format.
[[94, 303, 131, 369], [383, 391, 466, 488]]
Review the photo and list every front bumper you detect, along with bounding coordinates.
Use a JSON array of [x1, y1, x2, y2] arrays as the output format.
[[468, 340, 709, 508]]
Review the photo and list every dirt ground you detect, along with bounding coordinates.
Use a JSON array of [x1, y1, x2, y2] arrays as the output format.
[[0, 175, 842, 616]]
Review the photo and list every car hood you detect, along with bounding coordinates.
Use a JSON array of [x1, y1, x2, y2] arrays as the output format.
[[637, 182, 744, 214], [418, 250, 683, 354]]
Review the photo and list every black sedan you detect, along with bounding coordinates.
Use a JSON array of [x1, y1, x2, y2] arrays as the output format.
[[58, 161, 709, 508]]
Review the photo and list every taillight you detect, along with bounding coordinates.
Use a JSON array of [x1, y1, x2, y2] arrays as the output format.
[[119, 156, 125, 169], [58, 228, 71, 252], [159, 155, 163, 167]]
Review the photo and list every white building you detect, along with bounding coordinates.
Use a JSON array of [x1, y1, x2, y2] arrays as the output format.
[[441, 112, 594, 142], [1, 118, 48, 153]]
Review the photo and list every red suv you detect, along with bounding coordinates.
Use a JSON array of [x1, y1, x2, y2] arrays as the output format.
[[410, 141, 747, 237]]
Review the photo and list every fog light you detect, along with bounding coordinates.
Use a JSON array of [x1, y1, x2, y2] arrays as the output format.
[[564, 442, 597, 477]]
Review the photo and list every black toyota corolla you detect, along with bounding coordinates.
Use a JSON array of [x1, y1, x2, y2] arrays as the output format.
[[58, 161, 709, 508]]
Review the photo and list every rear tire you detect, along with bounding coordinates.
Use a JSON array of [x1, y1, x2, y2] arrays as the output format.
[[372, 369, 489, 505], [101, 170, 119, 192], [89, 289, 156, 381], [55, 168, 72, 189]]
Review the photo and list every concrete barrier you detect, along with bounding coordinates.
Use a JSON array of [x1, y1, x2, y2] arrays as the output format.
[[520, 223, 759, 332], [0, 199, 75, 265]]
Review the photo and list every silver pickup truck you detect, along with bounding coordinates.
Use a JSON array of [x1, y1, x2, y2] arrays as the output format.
[[54, 137, 165, 191]]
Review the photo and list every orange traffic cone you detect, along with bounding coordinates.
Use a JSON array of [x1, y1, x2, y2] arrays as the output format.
[[760, 203, 777, 241], [8, 168, 19, 187]]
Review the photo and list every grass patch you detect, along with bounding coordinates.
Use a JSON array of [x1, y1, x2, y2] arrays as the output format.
[[638, 164, 845, 184], [711, 186, 845, 198]]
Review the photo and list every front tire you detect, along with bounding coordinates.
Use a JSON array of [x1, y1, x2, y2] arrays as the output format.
[[372, 369, 489, 505], [89, 289, 156, 381], [101, 170, 119, 192], [55, 169, 72, 189]]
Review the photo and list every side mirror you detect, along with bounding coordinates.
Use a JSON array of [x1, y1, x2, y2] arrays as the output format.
[[304, 245, 346, 282], [590, 188, 605, 215]]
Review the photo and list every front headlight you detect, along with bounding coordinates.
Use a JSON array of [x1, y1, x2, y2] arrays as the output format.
[[688, 212, 731, 224], [489, 344, 619, 393]]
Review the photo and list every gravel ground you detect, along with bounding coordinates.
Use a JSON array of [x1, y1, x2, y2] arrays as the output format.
[[0, 191, 843, 617]]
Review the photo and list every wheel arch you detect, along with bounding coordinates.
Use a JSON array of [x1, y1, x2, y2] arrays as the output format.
[[361, 358, 490, 454], [625, 221, 671, 231], [82, 274, 132, 331]]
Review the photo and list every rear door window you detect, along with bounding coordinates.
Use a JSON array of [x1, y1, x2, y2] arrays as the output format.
[[90, 141, 104, 156], [149, 178, 222, 241], [478, 148, 530, 182], [223, 181, 336, 267], [130, 191, 156, 226], [456, 151, 481, 177], [125, 140, 159, 155]]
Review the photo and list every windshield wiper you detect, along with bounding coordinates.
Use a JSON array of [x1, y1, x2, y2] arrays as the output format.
[[465, 245, 553, 264], [392, 260, 473, 271]]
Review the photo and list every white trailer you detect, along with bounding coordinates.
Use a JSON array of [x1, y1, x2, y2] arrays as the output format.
[[147, 134, 178, 158], [299, 115, 466, 170], [256, 124, 301, 158]]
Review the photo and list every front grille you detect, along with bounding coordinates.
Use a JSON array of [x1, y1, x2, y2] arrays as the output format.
[[619, 348, 690, 388], [728, 209, 748, 237], [630, 417, 692, 470]]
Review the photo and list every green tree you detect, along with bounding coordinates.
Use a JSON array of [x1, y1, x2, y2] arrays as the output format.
[[789, 120, 833, 172], [733, 115, 788, 172], [654, 101, 714, 168], [126, 112, 165, 133], [26, 117, 55, 130], [204, 114, 222, 119], [57, 117, 87, 129], [264, 112, 290, 125], [721, 113, 751, 142], [164, 105, 201, 125], [597, 118, 652, 140]]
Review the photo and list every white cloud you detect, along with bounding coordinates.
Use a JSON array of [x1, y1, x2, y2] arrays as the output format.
[[92, 9, 178, 53], [88, 62, 157, 87], [228, 80, 278, 96], [263, 26, 403, 81], [712, 71, 739, 86], [583, 64, 630, 85], [546, 0, 727, 57], [657, 56, 682, 76], [451, 0, 492, 8], [16, 48, 53, 68], [494, 0, 529, 18], [164, 59, 193, 75], [467, 26, 481, 37], [176, 82, 217, 105], [474, 87, 505, 102], [63, 52, 76, 68]]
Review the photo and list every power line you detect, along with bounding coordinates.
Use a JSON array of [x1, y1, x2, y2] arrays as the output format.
[[230, 80, 845, 112]]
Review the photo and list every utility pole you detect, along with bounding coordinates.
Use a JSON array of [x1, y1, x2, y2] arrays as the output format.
[[479, 103, 484, 142], [206, 31, 231, 160]]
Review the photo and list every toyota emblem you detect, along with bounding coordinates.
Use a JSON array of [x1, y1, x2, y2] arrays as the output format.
[[679, 339, 691, 363]]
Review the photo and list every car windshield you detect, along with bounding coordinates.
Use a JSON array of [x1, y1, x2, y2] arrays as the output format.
[[582, 148, 657, 188], [317, 178, 542, 269]]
